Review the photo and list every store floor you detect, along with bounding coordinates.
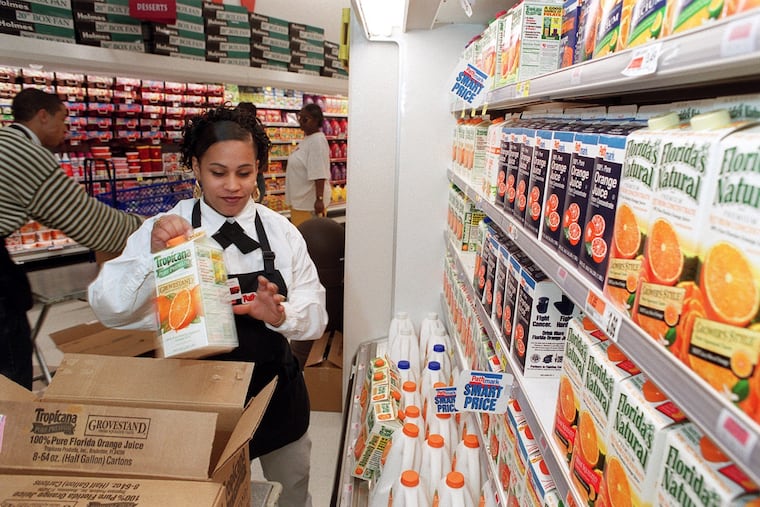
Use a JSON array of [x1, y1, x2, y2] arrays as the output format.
[[28, 297, 343, 507]]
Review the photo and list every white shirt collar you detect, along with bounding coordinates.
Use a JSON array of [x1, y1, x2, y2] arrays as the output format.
[[12, 123, 42, 146], [199, 197, 258, 237]]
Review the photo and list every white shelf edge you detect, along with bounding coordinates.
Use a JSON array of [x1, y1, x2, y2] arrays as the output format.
[[0, 34, 349, 96], [444, 237, 582, 505], [448, 168, 760, 485], [466, 10, 760, 111]]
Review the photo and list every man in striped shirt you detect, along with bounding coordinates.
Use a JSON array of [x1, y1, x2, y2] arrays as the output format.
[[0, 88, 143, 389]]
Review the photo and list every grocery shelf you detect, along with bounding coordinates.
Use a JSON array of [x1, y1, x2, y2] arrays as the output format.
[[464, 10, 760, 111], [271, 140, 301, 145], [263, 173, 286, 178], [444, 236, 582, 505], [10, 244, 90, 266], [0, 34, 348, 96], [448, 168, 760, 485]]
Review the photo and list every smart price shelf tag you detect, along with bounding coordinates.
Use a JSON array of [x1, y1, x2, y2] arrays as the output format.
[[451, 370, 513, 414], [449, 62, 490, 107]]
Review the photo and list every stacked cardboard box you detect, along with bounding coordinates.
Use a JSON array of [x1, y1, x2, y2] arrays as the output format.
[[72, 0, 145, 52], [249, 12, 291, 71], [202, 1, 250, 67], [146, 0, 205, 61], [0, 0, 75, 43], [322, 40, 348, 79], [288, 22, 324, 76]]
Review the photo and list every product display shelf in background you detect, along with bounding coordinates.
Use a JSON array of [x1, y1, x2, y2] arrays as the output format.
[[468, 9, 760, 113], [96, 180, 194, 216], [443, 235, 582, 505], [447, 167, 760, 486]]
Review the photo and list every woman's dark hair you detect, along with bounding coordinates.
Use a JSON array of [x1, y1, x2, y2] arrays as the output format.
[[180, 104, 271, 170], [301, 103, 324, 125]]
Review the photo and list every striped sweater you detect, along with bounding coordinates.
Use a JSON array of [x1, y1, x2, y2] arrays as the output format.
[[0, 126, 142, 252]]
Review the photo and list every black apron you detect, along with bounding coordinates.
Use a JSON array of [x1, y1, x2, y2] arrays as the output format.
[[191, 201, 310, 458]]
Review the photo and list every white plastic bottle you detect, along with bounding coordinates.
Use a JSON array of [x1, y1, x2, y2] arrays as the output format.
[[397, 360, 417, 385], [419, 312, 444, 358], [426, 410, 458, 456], [420, 362, 446, 419], [389, 311, 415, 350], [428, 344, 452, 384], [390, 323, 421, 380], [368, 423, 423, 507], [435, 471, 476, 507], [401, 380, 422, 412], [452, 434, 482, 505], [480, 479, 498, 507], [423, 326, 451, 363], [419, 434, 452, 501], [403, 405, 427, 449], [391, 470, 431, 506]]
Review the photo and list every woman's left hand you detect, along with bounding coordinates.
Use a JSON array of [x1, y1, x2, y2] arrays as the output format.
[[232, 275, 286, 327]]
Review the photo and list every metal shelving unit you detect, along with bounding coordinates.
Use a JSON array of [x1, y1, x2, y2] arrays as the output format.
[[448, 168, 760, 485]]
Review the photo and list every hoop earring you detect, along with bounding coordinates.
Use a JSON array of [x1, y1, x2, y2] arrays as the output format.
[[253, 186, 261, 202], [193, 180, 202, 199]]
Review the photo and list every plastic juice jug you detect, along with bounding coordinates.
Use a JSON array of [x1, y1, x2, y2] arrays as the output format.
[[401, 381, 422, 412], [369, 423, 423, 507], [428, 344, 452, 384], [453, 434, 483, 504], [420, 434, 452, 501], [420, 362, 446, 418], [426, 411, 458, 456], [391, 470, 431, 506], [424, 327, 452, 365], [390, 325, 421, 381], [397, 360, 416, 385], [403, 405, 427, 449], [389, 312, 416, 350], [435, 471, 476, 507], [420, 312, 445, 360]]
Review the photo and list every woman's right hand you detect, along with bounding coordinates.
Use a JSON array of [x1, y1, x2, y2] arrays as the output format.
[[151, 214, 193, 252]]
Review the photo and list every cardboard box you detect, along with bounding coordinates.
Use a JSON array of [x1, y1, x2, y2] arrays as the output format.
[[303, 330, 343, 412], [49, 320, 158, 357], [0, 474, 225, 506], [1, 354, 276, 507]]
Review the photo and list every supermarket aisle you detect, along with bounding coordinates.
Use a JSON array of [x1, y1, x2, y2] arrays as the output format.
[[28, 295, 343, 506]]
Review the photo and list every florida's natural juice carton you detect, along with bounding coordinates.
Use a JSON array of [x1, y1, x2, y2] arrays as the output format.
[[553, 317, 608, 462], [542, 129, 577, 251], [569, 341, 640, 505], [511, 259, 580, 378], [632, 110, 751, 363], [503, 0, 564, 85], [153, 231, 238, 359], [524, 124, 557, 238], [689, 124, 760, 426], [603, 112, 681, 316], [578, 131, 626, 290], [471, 117, 493, 189], [603, 374, 688, 507], [654, 423, 760, 506]]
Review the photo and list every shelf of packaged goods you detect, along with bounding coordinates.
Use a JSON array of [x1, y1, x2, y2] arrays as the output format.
[[457, 10, 760, 112], [263, 122, 300, 127], [263, 173, 286, 178], [440, 293, 510, 507], [75, 172, 182, 183], [270, 139, 302, 145], [270, 156, 289, 161], [325, 113, 349, 118], [255, 104, 301, 111], [447, 168, 760, 485], [0, 35, 348, 96], [10, 243, 90, 265], [444, 235, 582, 505]]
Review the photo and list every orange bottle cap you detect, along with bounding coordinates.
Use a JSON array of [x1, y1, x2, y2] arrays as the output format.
[[405, 405, 421, 418], [464, 434, 479, 449], [403, 423, 419, 438], [446, 471, 465, 488], [400, 470, 419, 487], [428, 434, 445, 448]]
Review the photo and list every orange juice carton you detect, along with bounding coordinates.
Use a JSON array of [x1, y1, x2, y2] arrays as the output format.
[[502, 242, 531, 349], [495, 9, 514, 89], [513, 124, 539, 224], [503, 0, 564, 85], [603, 375, 688, 506], [491, 241, 511, 333], [554, 316, 608, 462], [471, 117, 493, 190], [481, 13, 502, 86], [689, 124, 760, 425], [542, 129, 577, 251], [578, 131, 626, 290], [524, 123, 558, 238], [461, 119, 476, 179], [512, 259, 582, 378], [663, 0, 726, 37], [576, 0, 605, 62], [669, 97, 720, 122], [559, 0, 582, 67], [483, 117, 509, 200], [570, 341, 641, 505], [474, 221, 498, 301], [632, 110, 752, 362], [498, 412, 518, 496], [593, 0, 624, 57], [619, 0, 667, 51], [502, 123, 525, 214], [352, 398, 403, 480], [717, 92, 760, 121], [527, 454, 558, 506], [482, 232, 504, 319], [653, 423, 760, 506], [603, 112, 682, 316], [453, 118, 464, 171], [721, 0, 760, 16], [153, 231, 238, 359], [558, 131, 600, 268]]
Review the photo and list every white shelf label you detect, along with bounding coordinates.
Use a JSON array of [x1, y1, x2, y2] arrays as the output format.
[[585, 289, 623, 341], [721, 17, 759, 58], [507, 222, 518, 241], [556, 266, 568, 282], [716, 409, 757, 461], [570, 67, 583, 85], [622, 43, 663, 77]]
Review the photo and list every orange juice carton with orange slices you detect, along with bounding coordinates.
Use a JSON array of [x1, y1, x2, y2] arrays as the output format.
[[503, 0, 564, 85], [513, 124, 539, 224], [525, 119, 566, 239], [558, 131, 600, 268], [491, 241, 511, 333], [502, 122, 525, 214], [570, 341, 640, 505], [662, 0, 726, 38], [502, 241, 531, 349], [527, 454, 558, 506], [603, 375, 688, 507], [474, 221, 497, 301], [688, 123, 760, 425], [593, 0, 624, 57], [632, 110, 753, 362], [578, 131, 626, 290], [716, 92, 760, 122], [471, 117, 493, 190], [483, 232, 503, 320], [559, 0, 581, 67], [483, 117, 509, 200], [603, 112, 682, 316], [576, 0, 605, 62], [542, 129, 577, 251], [153, 230, 238, 359], [495, 9, 514, 89], [619, 0, 667, 50], [481, 13, 501, 86], [554, 316, 609, 462], [512, 260, 582, 378], [653, 423, 760, 506]]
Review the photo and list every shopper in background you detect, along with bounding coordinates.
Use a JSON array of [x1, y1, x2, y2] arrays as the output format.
[[285, 103, 331, 227], [0, 88, 142, 389], [235, 101, 269, 204], [88, 105, 327, 507]]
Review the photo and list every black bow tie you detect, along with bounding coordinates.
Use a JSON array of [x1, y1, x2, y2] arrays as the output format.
[[212, 220, 260, 254]]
